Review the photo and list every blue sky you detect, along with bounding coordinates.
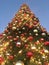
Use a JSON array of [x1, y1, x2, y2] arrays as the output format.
[[0, 0, 49, 33]]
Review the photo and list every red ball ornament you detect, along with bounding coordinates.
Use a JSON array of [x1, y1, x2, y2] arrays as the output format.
[[9, 55, 14, 60], [29, 25, 33, 29], [25, 23, 29, 27], [44, 41, 49, 46], [39, 38, 44, 42], [21, 34, 25, 37], [7, 36, 12, 39], [24, 44, 28, 48], [14, 37, 18, 41], [28, 36, 33, 41], [33, 21, 38, 25], [40, 49, 44, 54], [26, 51, 33, 58], [0, 57, 4, 63], [44, 41, 49, 45]]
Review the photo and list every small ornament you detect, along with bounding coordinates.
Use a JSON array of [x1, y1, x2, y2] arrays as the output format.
[[35, 40, 40, 45], [31, 46, 36, 50], [8, 55, 14, 60], [7, 36, 12, 39], [18, 50, 22, 54], [6, 53, 10, 56], [33, 21, 38, 25], [40, 49, 44, 54], [44, 49, 49, 53], [29, 25, 33, 29], [26, 51, 33, 58], [24, 44, 28, 48], [22, 27, 25, 30], [14, 38, 18, 41], [19, 31, 21, 34], [3, 33, 6, 36], [39, 38, 44, 42], [15, 20, 18, 23], [42, 32, 46, 36], [27, 36, 33, 41], [34, 18, 37, 20], [35, 33, 38, 36], [16, 42, 21, 47], [21, 34, 25, 37], [33, 29, 38, 33], [13, 23, 16, 26], [15, 61, 24, 65], [12, 26, 16, 30], [25, 23, 29, 27], [0, 57, 4, 63]]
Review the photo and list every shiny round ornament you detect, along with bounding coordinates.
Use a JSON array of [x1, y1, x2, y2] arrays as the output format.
[[15, 61, 24, 65], [33, 21, 38, 25], [35, 33, 38, 36], [41, 33, 46, 36], [29, 25, 33, 29], [26, 51, 33, 58], [44, 41, 49, 45], [14, 38, 18, 41], [27, 36, 33, 41], [7, 36, 12, 39], [33, 29, 38, 33], [39, 38, 44, 42], [3, 33, 6, 36], [16, 42, 21, 47], [15, 20, 18, 23], [8, 55, 14, 60], [12, 26, 16, 30]]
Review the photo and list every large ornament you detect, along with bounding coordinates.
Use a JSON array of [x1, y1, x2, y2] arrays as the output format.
[[15, 61, 24, 65], [44, 41, 49, 45]]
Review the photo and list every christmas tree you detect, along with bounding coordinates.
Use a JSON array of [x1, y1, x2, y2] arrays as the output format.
[[0, 4, 49, 65]]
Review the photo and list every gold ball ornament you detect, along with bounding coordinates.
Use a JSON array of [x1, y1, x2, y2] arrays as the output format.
[[33, 29, 38, 33], [12, 26, 16, 30], [15, 61, 24, 65], [41, 33, 46, 36], [35, 33, 38, 36]]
